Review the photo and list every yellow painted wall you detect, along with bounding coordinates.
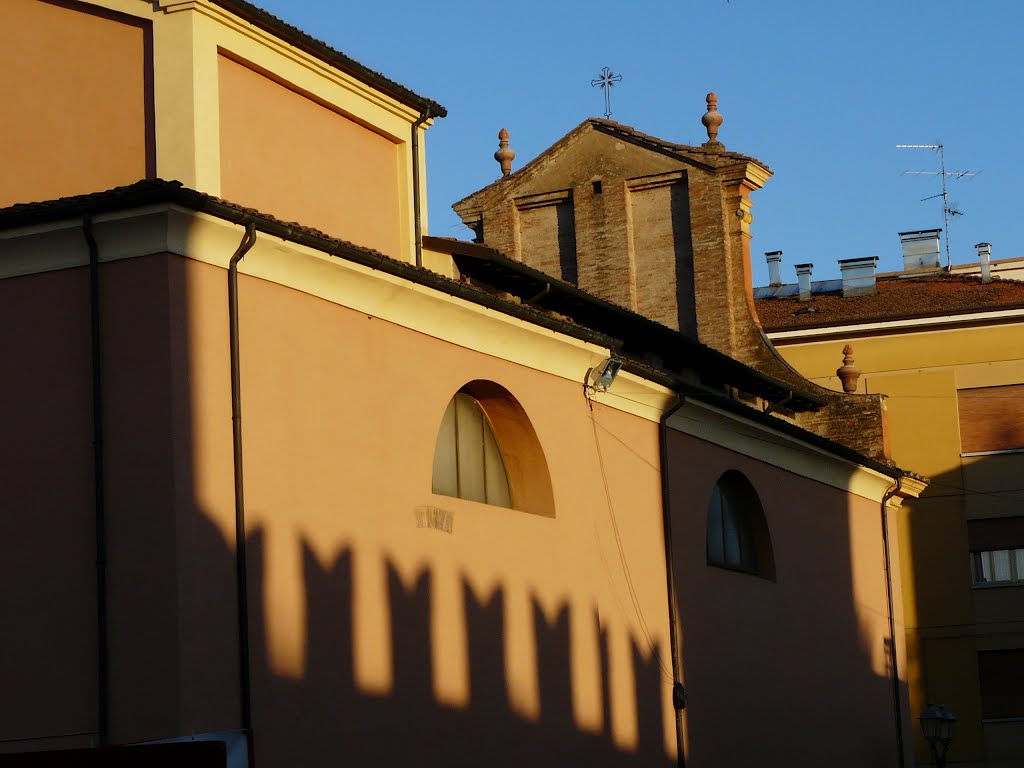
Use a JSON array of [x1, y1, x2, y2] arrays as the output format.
[[772, 321, 1024, 767], [0, 0, 151, 207], [0, 0, 426, 262]]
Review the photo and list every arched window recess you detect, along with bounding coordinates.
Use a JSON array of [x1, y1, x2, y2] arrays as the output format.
[[431, 380, 555, 518], [706, 469, 775, 580]]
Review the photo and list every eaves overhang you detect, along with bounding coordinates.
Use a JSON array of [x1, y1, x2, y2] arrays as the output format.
[[425, 235, 825, 411], [0, 180, 925, 489], [208, 0, 446, 117]]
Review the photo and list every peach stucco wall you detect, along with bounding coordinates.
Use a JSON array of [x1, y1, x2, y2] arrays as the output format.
[[667, 429, 902, 767], [1, 243, 905, 764], [0, 0, 151, 208], [218, 55, 403, 257], [174, 257, 676, 765]]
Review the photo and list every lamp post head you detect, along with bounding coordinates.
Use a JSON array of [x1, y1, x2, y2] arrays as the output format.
[[920, 703, 957, 750]]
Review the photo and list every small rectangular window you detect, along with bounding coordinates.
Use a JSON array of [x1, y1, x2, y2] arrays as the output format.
[[969, 518, 1024, 586], [971, 548, 1024, 585], [978, 650, 1024, 719]]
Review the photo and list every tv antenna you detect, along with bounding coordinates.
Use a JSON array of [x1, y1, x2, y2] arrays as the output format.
[[897, 143, 977, 269]]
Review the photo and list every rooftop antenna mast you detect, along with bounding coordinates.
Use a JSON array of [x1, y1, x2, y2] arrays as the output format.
[[897, 143, 977, 269]]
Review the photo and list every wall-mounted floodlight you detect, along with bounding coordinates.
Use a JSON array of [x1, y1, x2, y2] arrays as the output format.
[[587, 356, 622, 392]]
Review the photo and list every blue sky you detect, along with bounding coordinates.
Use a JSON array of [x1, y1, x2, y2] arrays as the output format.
[[254, 0, 1023, 286]]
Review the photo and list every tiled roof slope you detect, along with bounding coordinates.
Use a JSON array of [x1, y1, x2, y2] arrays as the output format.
[[453, 118, 768, 208], [756, 273, 1024, 332], [588, 118, 769, 169], [0, 180, 911, 480], [211, 0, 445, 117]]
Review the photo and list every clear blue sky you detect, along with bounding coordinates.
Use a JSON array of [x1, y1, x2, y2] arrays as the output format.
[[255, 0, 1023, 286]]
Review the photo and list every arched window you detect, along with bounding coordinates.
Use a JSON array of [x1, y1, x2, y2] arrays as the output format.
[[431, 381, 555, 517], [706, 470, 775, 579], [432, 391, 512, 507]]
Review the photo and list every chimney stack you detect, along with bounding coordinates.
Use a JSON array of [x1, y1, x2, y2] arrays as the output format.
[[975, 242, 992, 283], [899, 229, 942, 271], [839, 256, 879, 297], [795, 263, 813, 301], [765, 251, 783, 287]]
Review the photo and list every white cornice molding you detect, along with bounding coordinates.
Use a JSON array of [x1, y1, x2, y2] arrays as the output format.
[[667, 398, 919, 503], [0, 207, 672, 423], [0, 208, 921, 496]]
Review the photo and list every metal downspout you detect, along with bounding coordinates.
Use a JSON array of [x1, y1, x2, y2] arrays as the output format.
[[659, 396, 687, 768], [228, 223, 258, 732], [85, 216, 109, 746], [882, 475, 907, 768], [411, 110, 431, 267]]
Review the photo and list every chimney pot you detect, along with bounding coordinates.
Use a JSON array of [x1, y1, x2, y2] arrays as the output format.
[[898, 229, 942, 271], [975, 242, 993, 282], [795, 263, 814, 301], [765, 251, 783, 287], [839, 256, 879, 297]]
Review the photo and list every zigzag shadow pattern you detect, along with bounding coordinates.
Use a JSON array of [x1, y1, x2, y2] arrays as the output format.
[[245, 529, 674, 767]]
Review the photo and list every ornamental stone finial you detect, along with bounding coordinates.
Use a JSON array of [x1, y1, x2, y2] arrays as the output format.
[[494, 128, 515, 177], [836, 344, 862, 393], [701, 92, 724, 151]]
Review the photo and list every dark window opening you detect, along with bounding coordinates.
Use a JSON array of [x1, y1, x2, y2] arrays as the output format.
[[978, 650, 1024, 719], [706, 470, 775, 579]]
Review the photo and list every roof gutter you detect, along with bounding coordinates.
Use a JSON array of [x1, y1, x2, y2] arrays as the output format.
[[882, 476, 907, 768], [411, 110, 433, 267], [227, 223, 258, 733], [84, 216, 109, 747], [208, 0, 445, 117], [659, 396, 687, 768]]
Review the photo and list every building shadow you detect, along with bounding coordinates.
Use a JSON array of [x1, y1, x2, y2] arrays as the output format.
[[902, 453, 1024, 767], [241, 527, 675, 767], [665, 428, 909, 767]]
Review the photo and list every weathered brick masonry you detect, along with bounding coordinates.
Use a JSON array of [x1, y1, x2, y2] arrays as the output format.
[[453, 117, 895, 464]]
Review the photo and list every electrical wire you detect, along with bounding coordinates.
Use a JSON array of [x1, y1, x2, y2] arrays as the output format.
[[601, 388, 1024, 509], [583, 385, 675, 683]]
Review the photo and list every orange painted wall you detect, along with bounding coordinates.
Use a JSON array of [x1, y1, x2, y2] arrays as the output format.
[[218, 56, 403, 256], [666, 430, 902, 767], [0, 0, 151, 208], [0, 246, 905, 764], [171, 256, 675, 764]]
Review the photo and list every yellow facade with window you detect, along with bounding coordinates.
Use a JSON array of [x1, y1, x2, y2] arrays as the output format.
[[766, 319, 1024, 767]]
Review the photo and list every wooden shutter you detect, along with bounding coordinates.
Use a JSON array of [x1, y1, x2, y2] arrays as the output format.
[[957, 384, 1024, 453]]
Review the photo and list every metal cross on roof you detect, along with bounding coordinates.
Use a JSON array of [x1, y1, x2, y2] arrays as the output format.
[[590, 67, 622, 119]]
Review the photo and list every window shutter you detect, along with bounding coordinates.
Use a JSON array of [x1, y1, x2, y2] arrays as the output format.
[[957, 385, 1024, 453]]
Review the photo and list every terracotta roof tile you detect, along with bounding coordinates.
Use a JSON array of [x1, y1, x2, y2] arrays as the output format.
[[453, 118, 769, 208], [0, 181, 909, 481], [756, 273, 1024, 331], [588, 118, 769, 169]]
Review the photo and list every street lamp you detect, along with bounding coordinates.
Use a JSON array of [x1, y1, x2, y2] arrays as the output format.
[[919, 703, 956, 768]]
